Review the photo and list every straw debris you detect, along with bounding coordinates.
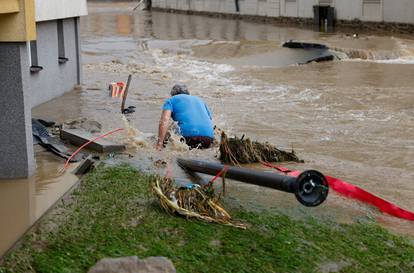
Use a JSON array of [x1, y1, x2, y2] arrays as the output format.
[[152, 178, 245, 229], [219, 132, 302, 165]]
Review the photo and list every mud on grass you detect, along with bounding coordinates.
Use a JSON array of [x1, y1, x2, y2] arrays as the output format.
[[1, 165, 414, 273]]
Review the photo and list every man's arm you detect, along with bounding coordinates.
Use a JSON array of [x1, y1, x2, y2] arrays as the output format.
[[156, 110, 172, 150]]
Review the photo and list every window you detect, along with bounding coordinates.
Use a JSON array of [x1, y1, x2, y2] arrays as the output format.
[[29, 41, 43, 73], [285, 0, 297, 17], [363, 0, 382, 21], [57, 19, 68, 64]]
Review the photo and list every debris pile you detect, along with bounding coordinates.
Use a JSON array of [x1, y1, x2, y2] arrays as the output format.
[[153, 177, 245, 229], [219, 132, 302, 165]]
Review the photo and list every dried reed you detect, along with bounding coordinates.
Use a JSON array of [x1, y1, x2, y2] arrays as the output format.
[[219, 131, 302, 165]]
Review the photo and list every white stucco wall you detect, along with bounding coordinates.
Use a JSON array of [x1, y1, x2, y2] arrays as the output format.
[[281, 0, 362, 19], [152, 0, 414, 24], [35, 0, 88, 22], [383, 0, 414, 24], [297, 0, 315, 18], [334, 0, 362, 20]]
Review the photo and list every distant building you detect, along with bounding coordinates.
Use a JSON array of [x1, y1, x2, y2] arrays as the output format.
[[280, 0, 413, 24], [0, 0, 88, 179], [152, 0, 414, 26]]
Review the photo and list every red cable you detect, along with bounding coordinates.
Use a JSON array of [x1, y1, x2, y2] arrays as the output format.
[[208, 165, 229, 185], [260, 161, 291, 173], [261, 162, 414, 221], [63, 128, 124, 170]]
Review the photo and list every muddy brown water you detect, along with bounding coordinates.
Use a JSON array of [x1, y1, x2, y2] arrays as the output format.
[[1, 1, 414, 256], [0, 147, 79, 256]]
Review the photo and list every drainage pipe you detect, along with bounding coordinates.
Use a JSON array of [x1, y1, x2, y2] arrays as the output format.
[[177, 158, 329, 207]]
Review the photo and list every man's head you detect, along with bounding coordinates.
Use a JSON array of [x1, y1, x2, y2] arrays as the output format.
[[170, 84, 190, 96]]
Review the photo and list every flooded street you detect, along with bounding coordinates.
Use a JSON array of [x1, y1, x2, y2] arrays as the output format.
[[78, 2, 414, 233], [51, 2, 414, 233], [2, 1, 414, 255]]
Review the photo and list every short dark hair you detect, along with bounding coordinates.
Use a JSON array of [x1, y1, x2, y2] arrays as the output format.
[[170, 84, 190, 96]]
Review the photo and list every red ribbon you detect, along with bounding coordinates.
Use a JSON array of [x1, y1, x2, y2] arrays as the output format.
[[262, 162, 414, 221]]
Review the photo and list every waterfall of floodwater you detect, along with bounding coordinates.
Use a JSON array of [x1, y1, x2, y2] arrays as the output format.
[[331, 37, 414, 63]]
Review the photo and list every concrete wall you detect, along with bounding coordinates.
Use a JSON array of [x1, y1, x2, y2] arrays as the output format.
[[0, 43, 35, 178], [154, 0, 240, 14], [152, 0, 414, 24], [29, 18, 81, 107], [0, 17, 81, 178], [285, 0, 383, 22], [334, 0, 362, 21], [152, 0, 281, 16], [383, 0, 414, 24], [0, 0, 86, 178]]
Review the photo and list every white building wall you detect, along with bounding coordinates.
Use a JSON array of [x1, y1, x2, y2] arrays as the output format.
[[268, 0, 281, 17], [283, 0, 298, 17], [219, 0, 236, 14], [35, 0, 87, 22], [297, 0, 316, 18], [383, 0, 414, 24], [152, 0, 414, 24], [334, 0, 362, 20], [361, 0, 383, 22]]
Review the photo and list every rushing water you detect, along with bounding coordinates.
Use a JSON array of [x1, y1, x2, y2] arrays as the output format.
[[79, 2, 414, 232], [1, 1, 414, 255]]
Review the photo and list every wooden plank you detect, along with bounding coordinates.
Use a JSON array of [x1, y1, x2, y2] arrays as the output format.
[[60, 128, 125, 153], [73, 155, 95, 175]]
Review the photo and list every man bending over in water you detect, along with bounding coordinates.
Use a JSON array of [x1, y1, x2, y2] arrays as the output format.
[[156, 84, 214, 150]]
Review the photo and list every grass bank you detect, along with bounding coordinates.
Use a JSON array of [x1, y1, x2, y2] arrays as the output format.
[[1, 165, 413, 273]]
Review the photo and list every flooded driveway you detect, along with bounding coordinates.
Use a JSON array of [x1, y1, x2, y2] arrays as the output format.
[[47, 2, 414, 233], [2, 1, 414, 255], [79, 2, 414, 233]]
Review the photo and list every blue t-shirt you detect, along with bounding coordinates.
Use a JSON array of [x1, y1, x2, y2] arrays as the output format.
[[162, 94, 214, 138]]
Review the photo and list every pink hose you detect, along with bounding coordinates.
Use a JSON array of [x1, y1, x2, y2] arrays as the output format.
[[63, 128, 125, 170]]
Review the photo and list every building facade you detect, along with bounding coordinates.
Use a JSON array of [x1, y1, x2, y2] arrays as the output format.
[[0, 0, 87, 179], [152, 0, 414, 25]]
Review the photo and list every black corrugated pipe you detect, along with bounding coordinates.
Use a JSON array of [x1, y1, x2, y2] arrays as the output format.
[[177, 158, 329, 207]]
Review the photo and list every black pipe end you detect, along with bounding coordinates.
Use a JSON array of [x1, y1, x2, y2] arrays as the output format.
[[295, 170, 329, 207]]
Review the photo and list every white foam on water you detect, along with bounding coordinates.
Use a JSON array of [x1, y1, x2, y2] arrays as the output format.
[[122, 115, 153, 149], [210, 40, 240, 45], [341, 57, 414, 64], [338, 38, 414, 64], [146, 47, 297, 102], [320, 135, 335, 142], [292, 88, 322, 103], [373, 58, 414, 64], [145, 39, 212, 55]]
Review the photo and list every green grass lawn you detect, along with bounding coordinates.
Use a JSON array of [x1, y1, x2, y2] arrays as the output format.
[[1, 164, 413, 273]]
